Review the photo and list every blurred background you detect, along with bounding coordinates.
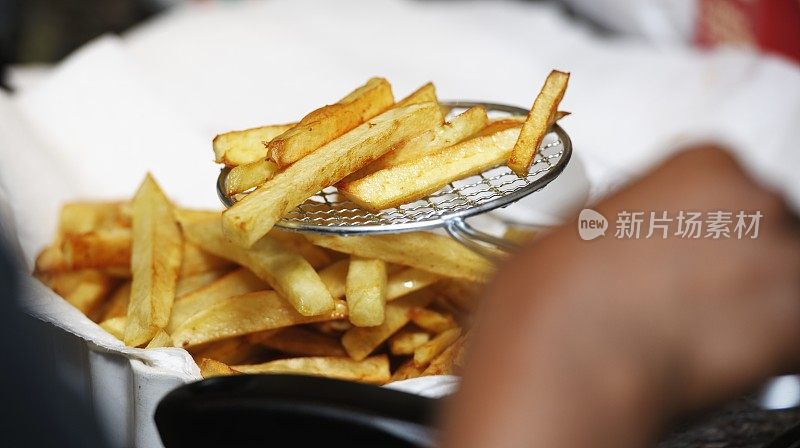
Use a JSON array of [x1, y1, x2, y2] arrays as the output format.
[[1, 0, 798, 78]]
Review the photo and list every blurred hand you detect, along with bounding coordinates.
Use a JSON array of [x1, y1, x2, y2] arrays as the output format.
[[442, 146, 800, 448]]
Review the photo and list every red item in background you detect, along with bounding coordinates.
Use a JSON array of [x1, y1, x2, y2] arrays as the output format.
[[696, 0, 800, 63]]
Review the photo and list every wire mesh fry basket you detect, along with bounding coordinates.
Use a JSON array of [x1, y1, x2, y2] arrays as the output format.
[[217, 101, 573, 257]]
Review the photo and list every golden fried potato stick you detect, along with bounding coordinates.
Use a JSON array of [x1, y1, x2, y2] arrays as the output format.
[[476, 111, 569, 138], [409, 307, 458, 334], [62, 228, 131, 270], [249, 327, 347, 357], [35, 245, 69, 273], [190, 336, 263, 365], [58, 201, 131, 235], [362, 105, 488, 175], [198, 358, 241, 378], [224, 159, 279, 196], [389, 331, 431, 356], [269, 77, 394, 167], [38, 269, 116, 316], [422, 336, 465, 376], [174, 269, 229, 299], [268, 230, 332, 269], [386, 268, 440, 301], [346, 256, 388, 327], [145, 330, 172, 349], [100, 316, 127, 340], [306, 232, 494, 283], [338, 125, 521, 211], [507, 70, 570, 176], [179, 242, 235, 277], [391, 359, 425, 382], [182, 210, 329, 268], [213, 123, 294, 166], [102, 281, 131, 320], [395, 82, 438, 107], [171, 291, 347, 348], [318, 259, 349, 299], [314, 319, 353, 336], [190, 337, 255, 362], [413, 327, 461, 368], [167, 268, 267, 333], [223, 102, 440, 247], [234, 355, 390, 385], [181, 216, 334, 316], [341, 290, 434, 361], [124, 175, 183, 347]]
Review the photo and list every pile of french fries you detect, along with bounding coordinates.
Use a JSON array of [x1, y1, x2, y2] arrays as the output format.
[[34, 71, 567, 384], [34, 179, 492, 383], [218, 72, 569, 247]]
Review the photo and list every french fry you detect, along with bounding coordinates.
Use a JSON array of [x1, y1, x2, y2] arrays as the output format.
[[250, 327, 346, 357], [358, 105, 488, 176], [176, 210, 330, 270], [422, 336, 465, 376], [171, 291, 347, 348], [313, 319, 353, 336], [102, 280, 131, 320], [409, 307, 458, 334], [386, 268, 439, 301], [268, 230, 332, 269], [508, 70, 570, 176], [434, 279, 484, 312], [167, 268, 268, 333], [413, 327, 461, 368], [198, 358, 241, 378], [477, 111, 569, 138], [35, 244, 69, 273], [225, 159, 279, 196], [339, 126, 521, 211], [213, 123, 294, 166], [100, 316, 127, 340], [318, 259, 349, 299], [60, 228, 130, 270], [124, 175, 183, 347], [58, 201, 130, 235], [145, 329, 173, 349], [40, 269, 116, 316], [389, 331, 430, 356], [391, 359, 424, 382], [174, 269, 229, 298], [182, 217, 334, 316], [179, 242, 235, 277], [191, 336, 263, 365], [173, 208, 221, 225], [341, 290, 434, 361], [307, 232, 494, 283], [346, 256, 387, 327], [234, 355, 390, 385], [222, 102, 441, 247], [268, 77, 394, 167], [395, 82, 437, 107]]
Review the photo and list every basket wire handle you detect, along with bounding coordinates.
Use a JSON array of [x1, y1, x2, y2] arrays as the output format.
[[445, 217, 520, 259]]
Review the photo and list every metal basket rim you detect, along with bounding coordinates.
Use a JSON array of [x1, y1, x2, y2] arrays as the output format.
[[217, 100, 573, 235]]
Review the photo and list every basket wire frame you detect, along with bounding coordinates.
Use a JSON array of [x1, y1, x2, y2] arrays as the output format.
[[217, 101, 572, 258]]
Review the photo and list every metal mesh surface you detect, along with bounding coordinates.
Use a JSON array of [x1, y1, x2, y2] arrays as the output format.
[[218, 101, 572, 235]]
